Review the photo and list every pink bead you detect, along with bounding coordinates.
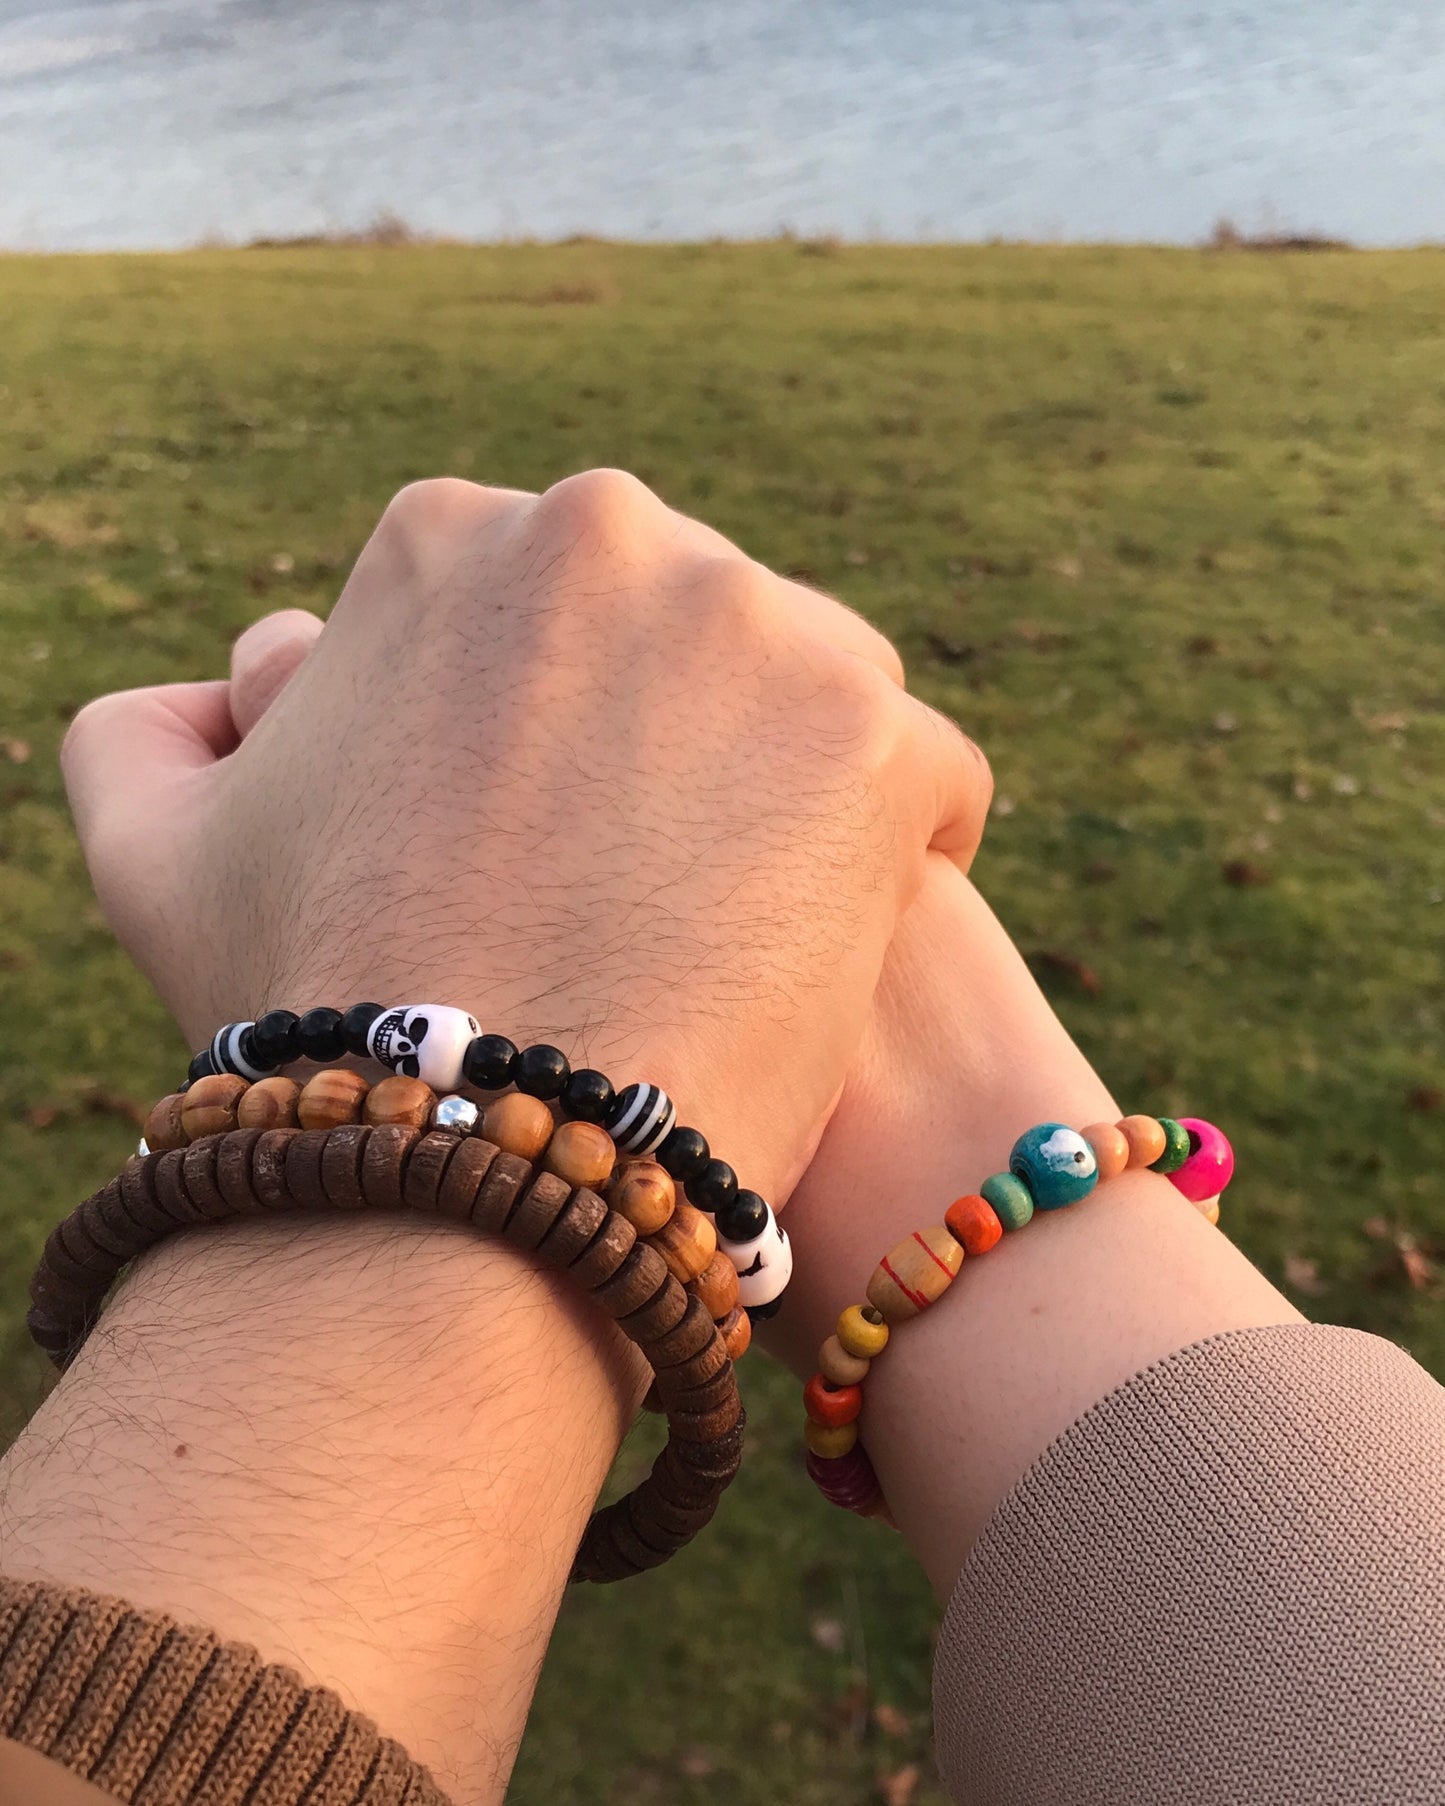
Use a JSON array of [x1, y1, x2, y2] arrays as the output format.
[[1168, 1117, 1235, 1203], [806, 1444, 882, 1512]]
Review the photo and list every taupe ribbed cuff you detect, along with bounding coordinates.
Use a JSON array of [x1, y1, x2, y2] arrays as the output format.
[[932, 1323, 1445, 1805], [0, 1578, 449, 1805]]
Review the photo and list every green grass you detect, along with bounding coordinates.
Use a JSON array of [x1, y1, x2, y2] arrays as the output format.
[[2, 241, 1443, 1803]]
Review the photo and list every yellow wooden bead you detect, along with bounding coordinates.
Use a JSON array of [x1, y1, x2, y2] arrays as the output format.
[[1081, 1121, 1131, 1182], [608, 1159, 677, 1235], [1118, 1114, 1168, 1168], [480, 1091, 554, 1162], [237, 1075, 302, 1131], [544, 1119, 618, 1190], [143, 1093, 189, 1152], [645, 1200, 717, 1284], [364, 1075, 436, 1130], [818, 1334, 871, 1388], [865, 1224, 963, 1324], [805, 1419, 859, 1459], [297, 1068, 369, 1131], [1197, 1195, 1222, 1226], [836, 1303, 890, 1360], [180, 1073, 248, 1141]]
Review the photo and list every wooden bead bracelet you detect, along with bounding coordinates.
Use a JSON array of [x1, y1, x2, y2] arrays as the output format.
[[802, 1113, 1235, 1521], [27, 1121, 747, 1585], [185, 1001, 793, 1319], [138, 1066, 753, 1366]]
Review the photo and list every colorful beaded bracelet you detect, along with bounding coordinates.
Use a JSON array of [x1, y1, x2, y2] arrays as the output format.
[[140, 1067, 753, 1364], [28, 1120, 747, 1585], [183, 1002, 793, 1319], [802, 1113, 1235, 1520]]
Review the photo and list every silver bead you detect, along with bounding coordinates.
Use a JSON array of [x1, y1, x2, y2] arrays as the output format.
[[136, 1136, 151, 1158], [432, 1094, 479, 1134]]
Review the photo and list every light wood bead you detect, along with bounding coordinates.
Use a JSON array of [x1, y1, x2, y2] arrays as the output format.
[[719, 1305, 752, 1361], [1118, 1114, 1168, 1168], [143, 1093, 189, 1152], [818, 1334, 871, 1388], [364, 1075, 436, 1131], [237, 1076, 302, 1132], [480, 1091, 554, 1162], [805, 1419, 858, 1459], [645, 1200, 717, 1284], [297, 1068, 370, 1131], [866, 1225, 963, 1324], [836, 1304, 889, 1359], [687, 1250, 739, 1321], [608, 1159, 676, 1235], [544, 1120, 617, 1191], [180, 1073, 248, 1141], [1082, 1121, 1131, 1181], [1197, 1195, 1222, 1226]]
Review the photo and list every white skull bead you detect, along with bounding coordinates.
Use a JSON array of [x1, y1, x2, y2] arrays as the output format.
[[367, 1004, 479, 1090], [717, 1207, 794, 1307]]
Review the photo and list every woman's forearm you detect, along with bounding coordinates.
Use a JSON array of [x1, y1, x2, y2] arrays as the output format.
[[776, 864, 1301, 1594]]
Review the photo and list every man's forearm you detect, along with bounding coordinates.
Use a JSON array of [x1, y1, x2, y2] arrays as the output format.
[[0, 1216, 648, 1804]]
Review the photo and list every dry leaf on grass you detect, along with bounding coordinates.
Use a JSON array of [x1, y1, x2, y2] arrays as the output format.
[[878, 1763, 920, 1806], [1283, 1253, 1325, 1296], [873, 1703, 912, 1738]]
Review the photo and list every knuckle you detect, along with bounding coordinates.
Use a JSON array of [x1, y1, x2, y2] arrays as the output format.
[[378, 477, 493, 548], [534, 467, 663, 549], [60, 693, 121, 775]]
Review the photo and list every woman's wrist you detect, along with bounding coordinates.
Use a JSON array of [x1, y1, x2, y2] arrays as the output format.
[[1, 1212, 647, 1804]]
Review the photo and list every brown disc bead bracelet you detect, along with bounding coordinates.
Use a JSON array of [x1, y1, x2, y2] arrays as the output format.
[[27, 1120, 745, 1585]]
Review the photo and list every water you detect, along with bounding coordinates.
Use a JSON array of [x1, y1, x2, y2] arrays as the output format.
[[1, 0, 1442, 251]]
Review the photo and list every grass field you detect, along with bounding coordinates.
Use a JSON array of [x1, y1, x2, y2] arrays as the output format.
[[1, 241, 1443, 1803]]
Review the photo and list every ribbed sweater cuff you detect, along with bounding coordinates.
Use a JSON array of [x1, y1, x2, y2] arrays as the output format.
[[0, 1577, 450, 1805]]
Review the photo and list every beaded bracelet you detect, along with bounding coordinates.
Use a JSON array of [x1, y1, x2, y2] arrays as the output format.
[[27, 1121, 746, 1584], [184, 1002, 793, 1319], [140, 1066, 752, 1365], [802, 1113, 1235, 1521]]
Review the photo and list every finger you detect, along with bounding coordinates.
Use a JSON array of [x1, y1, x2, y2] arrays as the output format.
[[62, 680, 235, 847], [898, 692, 993, 872], [229, 609, 324, 740]]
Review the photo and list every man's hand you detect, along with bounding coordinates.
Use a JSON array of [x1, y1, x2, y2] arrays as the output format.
[[62, 470, 989, 1202]]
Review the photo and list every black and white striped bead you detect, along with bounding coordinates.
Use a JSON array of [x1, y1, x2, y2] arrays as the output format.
[[608, 1082, 676, 1157], [210, 1021, 270, 1083]]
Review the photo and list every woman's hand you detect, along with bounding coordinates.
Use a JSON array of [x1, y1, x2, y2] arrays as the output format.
[[62, 471, 990, 1203]]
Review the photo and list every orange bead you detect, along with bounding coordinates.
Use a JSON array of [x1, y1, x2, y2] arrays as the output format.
[[944, 1193, 1003, 1256], [237, 1076, 302, 1131], [719, 1305, 752, 1361], [818, 1334, 870, 1387], [866, 1224, 963, 1324], [805, 1375, 862, 1427], [143, 1093, 189, 1152], [688, 1250, 740, 1320], [480, 1091, 554, 1162], [1118, 1114, 1168, 1168], [365, 1075, 436, 1130], [608, 1159, 677, 1234], [180, 1073, 248, 1140], [297, 1068, 369, 1131], [1082, 1121, 1131, 1181], [544, 1119, 617, 1190], [646, 1200, 717, 1284], [805, 1419, 858, 1459]]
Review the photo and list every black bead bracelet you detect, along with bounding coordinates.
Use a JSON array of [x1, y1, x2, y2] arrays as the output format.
[[184, 999, 793, 1314]]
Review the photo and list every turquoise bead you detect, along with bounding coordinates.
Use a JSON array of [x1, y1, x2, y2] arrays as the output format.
[[1009, 1122, 1099, 1210], [980, 1170, 1034, 1231], [1149, 1117, 1192, 1175]]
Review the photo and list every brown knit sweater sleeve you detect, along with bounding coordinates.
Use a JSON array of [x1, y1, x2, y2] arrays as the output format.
[[0, 1578, 450, 1805], [932, 1322, 1445, 1805]]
